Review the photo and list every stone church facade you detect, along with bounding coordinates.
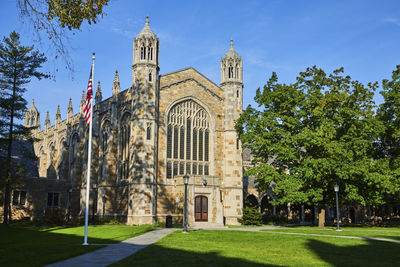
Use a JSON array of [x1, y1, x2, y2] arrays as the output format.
[[20, 17, 244, 226]]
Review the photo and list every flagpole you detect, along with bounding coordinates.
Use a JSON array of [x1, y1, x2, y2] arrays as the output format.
[[83, 53, 95, 245]]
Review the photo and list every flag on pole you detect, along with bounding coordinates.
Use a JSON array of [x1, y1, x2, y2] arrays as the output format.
[[83, 70, 93, 124], [83, 53, 95, 246]]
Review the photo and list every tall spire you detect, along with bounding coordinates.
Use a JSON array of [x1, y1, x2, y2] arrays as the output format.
[[113, 70, 120, 97]]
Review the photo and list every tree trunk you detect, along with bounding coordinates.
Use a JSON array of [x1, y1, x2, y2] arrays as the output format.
[[318, 207, 325, 227], [3, 72, 17, 225]]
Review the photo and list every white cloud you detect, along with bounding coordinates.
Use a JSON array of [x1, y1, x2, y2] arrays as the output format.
[[383, 17, 400, 27]]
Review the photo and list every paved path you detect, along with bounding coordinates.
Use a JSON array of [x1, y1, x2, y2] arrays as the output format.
[[258, 230, 400, 243], [46, 228, 177, 267]]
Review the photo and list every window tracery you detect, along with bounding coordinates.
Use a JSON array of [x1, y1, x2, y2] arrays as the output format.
[[120, 114, 130, 180], [166, 100, 210, 178]]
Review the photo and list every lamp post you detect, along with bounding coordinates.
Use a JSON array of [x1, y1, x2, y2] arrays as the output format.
[[334, 184, 341, 231], [92, 182, 97, 225], [183, 174, 189, 233]]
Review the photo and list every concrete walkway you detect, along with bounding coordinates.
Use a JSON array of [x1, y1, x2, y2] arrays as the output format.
[[46, 228, 177, 267], [259, 230, 400, 243]]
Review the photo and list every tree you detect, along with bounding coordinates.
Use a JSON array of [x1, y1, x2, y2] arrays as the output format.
[[17, 0, 110, 71], [376, 65, 400, 202], [236, 67, 394, 227], [0, 31, 48, 224]]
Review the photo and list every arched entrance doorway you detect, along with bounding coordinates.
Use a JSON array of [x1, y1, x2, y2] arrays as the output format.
[[195, 196, 208, 222], [245, 194, 259, 208]]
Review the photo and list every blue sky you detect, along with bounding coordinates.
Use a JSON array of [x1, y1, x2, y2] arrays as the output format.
[[1, 0, 400, 127]]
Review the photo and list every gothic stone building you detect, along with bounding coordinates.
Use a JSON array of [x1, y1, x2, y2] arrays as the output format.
[[19, 17, 244, 226]]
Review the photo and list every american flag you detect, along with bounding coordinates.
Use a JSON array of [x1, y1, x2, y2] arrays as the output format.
[[83, 69, 93, 124]]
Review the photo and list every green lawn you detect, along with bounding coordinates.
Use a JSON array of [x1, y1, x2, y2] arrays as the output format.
[[262, 226, 400, 240], [111, 230, 400, 266], [0, 224, 156, 267]]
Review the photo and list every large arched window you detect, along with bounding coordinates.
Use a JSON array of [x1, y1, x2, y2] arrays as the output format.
[[166, 100, 210, 178], [120, 114, 130, 180], [101, 121, 111, 179]]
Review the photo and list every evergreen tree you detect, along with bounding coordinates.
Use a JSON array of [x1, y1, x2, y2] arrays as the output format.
[[236, 67, 393, 226], [0, 31, 47, 224]]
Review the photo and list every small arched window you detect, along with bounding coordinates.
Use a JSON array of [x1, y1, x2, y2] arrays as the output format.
[[228, 66, 234, 78], [147, 45, 152, 60], [149, 71, 152, 82], [146, 123, 152, 140], [140, 47, 144, 60]]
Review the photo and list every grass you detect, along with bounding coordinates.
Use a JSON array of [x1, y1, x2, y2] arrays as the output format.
[[0, 224, 156, 267], [262, 226, 400, 240], [111, 229, 400, 266]]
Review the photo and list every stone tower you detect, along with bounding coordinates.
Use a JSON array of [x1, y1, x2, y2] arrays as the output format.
[[132, 16, 159, 86], [220, 39, 243, 225], [24, 99, 41, 132], [128, 16, 160, 224]]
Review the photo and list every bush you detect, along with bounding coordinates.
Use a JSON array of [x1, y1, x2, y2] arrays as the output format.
[[239, 205, 263, 225], [44, 208, 65, 225]]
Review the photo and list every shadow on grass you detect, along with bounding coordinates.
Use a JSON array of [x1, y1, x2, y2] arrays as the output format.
[[0, 225, 150, 267], [111, 230, 400, 267], [111, 244, 275, 267], [307, 238, 400, 267]]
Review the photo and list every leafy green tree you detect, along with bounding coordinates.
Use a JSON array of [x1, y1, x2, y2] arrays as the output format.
[[376, 65, 400, 202], [0, 31, 48, 224], [17, 0, 110, 71], [236, 67, 394, 226]]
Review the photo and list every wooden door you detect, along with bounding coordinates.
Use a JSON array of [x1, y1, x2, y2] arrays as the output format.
[[195, 196, 208, 222]]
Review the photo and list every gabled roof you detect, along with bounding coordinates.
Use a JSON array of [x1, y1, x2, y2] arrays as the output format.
[[160, 67, 224, 101]]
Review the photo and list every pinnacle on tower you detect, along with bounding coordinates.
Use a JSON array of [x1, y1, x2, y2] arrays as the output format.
[[96, 80, 102, 103], [113, 70, 120, 96], [67, 98, 73, 120], [137, 15, 156, 37], [55, 104, 61, 124], [223, 38, 240, 59], [45, 111, 50, 129], [68, 98, 73, 112], [80, 89, 85, 114]]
